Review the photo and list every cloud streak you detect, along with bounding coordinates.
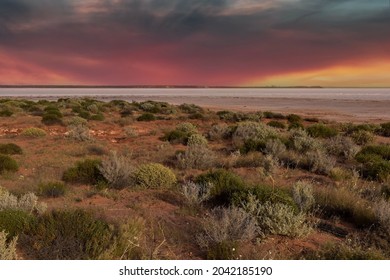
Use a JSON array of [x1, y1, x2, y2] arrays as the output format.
[[0, 0, 389, 85]]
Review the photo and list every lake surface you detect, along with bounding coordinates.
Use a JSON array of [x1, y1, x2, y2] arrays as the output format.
[[1, 88, 389, 122], [0, 88, 389, 101]]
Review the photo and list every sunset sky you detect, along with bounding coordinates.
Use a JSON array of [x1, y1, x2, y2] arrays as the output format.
[[0, 0, 389, 87]]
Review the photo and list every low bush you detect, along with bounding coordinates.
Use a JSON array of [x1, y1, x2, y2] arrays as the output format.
[[0, 109, 13, 117], [98, 152, 134, 189], [179, 103, 204, 114], [41, 113, 63, 125], [186, 134, 208, 146], [379, 122, 390, 137], [263, 111, 285, 119], [65, 116, 88, 127], [307, 123, 338, 138], [293, 181, 315, 212], [38, 182, 66, 198], [287, 114, 303, 123], [62, 159, 105, 185], [0, 143, 23, 155], [181, 181, 211, 207], [300, 150, 336, 175], [137, 113, 156, 122], [243, 198, 311, 238], [124, 127, 138, 138], [264, 138, 286, 159], [288, 122, 305, 130], [355, 145, 390, 181], [67, 125, 93, 142], [196, 169, 246, 205], [326, 136, 359, 160], [163, 122, 198, 144], [176, 144, 216, 170], [351, 130, 374, 145], [315, 187, 377, 228], [197, 207, 257, 250], [288, 129, 322, 154], [22, 209, 115, 259], [90, 113, 105, 121], [133, 163, 176, 189], [20, 127, 46, 138], [0, 154, 18, 174], [374, 199, 390, 231], [305, 242, 385, 260], [0, 187, 47, 214], [207, 124, 230, 141], [0, 210, 34, 239], [0, 230, 18, 260], [267, 120, 286, 129]]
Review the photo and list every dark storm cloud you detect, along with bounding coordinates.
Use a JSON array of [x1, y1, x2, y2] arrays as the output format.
[[0, 0, 389, 84]]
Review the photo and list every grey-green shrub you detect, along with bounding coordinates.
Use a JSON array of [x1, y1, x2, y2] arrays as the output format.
[[243, 196, 311, 238], [177, 143, 216, 170], [67, 125, 93, 142], [289, 129, 322, 154], [326, 135, 359, 160], [98, 151, 134, 189], [0, 187, 47, 214], [293, 181, 315, 212], [208, 124, 230, 141], [20, 127, 47, 138], [264, 138, 286, 159], [232, 121, 277, 148], [181, 181, 212, 207], [134, 163, 176, 189], [187, 134, 208, 146], [197, 206, 257, 249], [351, 130, 374, 145]]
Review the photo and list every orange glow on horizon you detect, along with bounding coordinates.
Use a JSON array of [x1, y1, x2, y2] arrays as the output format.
[[247, 60, 390, 87]]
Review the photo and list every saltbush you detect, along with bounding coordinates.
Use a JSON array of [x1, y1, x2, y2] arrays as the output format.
[[267, 120, 286, 129], [98, 152, 134, 189], [38, 182, 67, 198], [355, 145, 390, 181], [351, 130, 374, 145], [62, 159, 105, 185], [21, 127, 46, 138], [380, 122, 390, 137], [0, 210, 34, 239], [0, 143, 23, 155], [22, 209, 115, 259], [0, 154, 18, 174], [133, 163, 176, 189], [137, 113, 156, 122], [0, 230, 18, 260], [41, 113, 62, 125], [292, 181, 315, 212], [307, 123, 338, 138], [177, 144, 216, 170]]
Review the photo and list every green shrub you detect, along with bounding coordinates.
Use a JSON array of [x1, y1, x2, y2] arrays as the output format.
[[196, 169, 246, 205], [179, 103, 204, 114], [65, 116, 88, 127], [307, 123, 338, 138], [208, 124, 230, 141], [134, 163, 176, 189], [380, 122, 390, 137], [0, 154, 18, 174], [267, 120, 286, 129], [41, 113, 62, 125], [62, 159, 105, 185], [288, 129, 322, 154], [187, 134, 208, 146], [0, 109, 13, 117], [355, 145, 390, 181], [206, 241, 239, 260], [263, 111, 285, 119], [137, 113, 156, 122], [89, 114, 105, 121], [287, 114, 303, 123], [22, 209, 115, 259], [38, 182, 66, 198], [0, 143, 23, 155], [78, 110, 91, 120], [232, 121, 278, 152], [162, 122, 198, 144], [0, 210, 34, 239], [288, 122, 305, 130], [351, 130, 374, 145], [21, 127, 46, 138]]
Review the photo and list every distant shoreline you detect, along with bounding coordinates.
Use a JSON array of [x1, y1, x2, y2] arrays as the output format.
[[0, 85, 324, 89]]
